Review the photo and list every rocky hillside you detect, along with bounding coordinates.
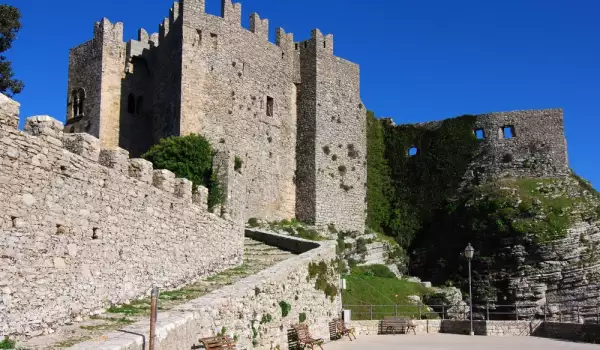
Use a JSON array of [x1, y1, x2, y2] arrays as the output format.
[[410, 174, 600, 320]]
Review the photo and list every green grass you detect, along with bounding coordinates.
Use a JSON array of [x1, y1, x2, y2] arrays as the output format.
[[342, 266, 433, 320], [54, 336, 93, 348]]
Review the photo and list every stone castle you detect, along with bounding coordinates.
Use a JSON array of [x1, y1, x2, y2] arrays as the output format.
[[0, 0, 580, 345], [65, 0, 367, 232]]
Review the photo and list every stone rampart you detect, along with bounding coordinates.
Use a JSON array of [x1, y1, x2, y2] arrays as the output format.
[[70, 231, 342, 350], [0, 95, 244, 337]]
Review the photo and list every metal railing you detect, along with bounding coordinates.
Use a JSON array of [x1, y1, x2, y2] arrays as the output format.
[[342, 303, 600, 323]]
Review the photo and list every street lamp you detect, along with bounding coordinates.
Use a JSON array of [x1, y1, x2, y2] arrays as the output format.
[[464, 243, 475, 336]]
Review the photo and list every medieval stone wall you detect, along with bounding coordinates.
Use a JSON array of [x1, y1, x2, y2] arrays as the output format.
[[0, 95, 243, 337], [178, 1, 298, 222], [472, 109, 569, 180]]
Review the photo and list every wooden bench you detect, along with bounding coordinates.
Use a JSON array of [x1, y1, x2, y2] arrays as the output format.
[[198, 335, 236, 349], [293, 323, 324, 350], [380, 317, 416, 335], [334, 318, 356, 341]]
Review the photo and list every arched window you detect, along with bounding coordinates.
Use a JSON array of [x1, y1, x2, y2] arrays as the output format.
[[136, 96, 144, 116], [71, 90, 79, 117], [127, 94, 136, 114], [77, 88, 85, 116]]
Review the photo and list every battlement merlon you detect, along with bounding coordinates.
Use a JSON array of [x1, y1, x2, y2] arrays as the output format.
[[296, 29, 334, 55], [0, 93, 20, 130], [93, 18, 124, 44], [276, 28, 294, 51], [222, 0, 242, 25], [250, 13, 269, 40]]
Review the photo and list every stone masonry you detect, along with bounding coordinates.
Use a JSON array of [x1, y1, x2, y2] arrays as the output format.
[[0, 95, 244, 337], [65, 0, 367, 232], [387, 108, 569, 183], [70, 233, 342, 350]]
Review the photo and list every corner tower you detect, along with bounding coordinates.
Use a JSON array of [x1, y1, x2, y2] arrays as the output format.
[[65, 18, 126, 149], [296, 29, 367, 232]]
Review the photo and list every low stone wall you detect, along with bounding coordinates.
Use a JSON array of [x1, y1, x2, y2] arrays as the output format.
[[347, 319, 540, 336], [0, 95, 244, 337], [71, 233, 341, 350], [534, 322, 600, 344], [245, 228, 319, 253]]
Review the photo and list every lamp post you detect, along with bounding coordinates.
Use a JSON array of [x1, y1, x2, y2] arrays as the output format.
[[464, 243, 475, 336]]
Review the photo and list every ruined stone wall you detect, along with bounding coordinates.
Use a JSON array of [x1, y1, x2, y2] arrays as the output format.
[[71, 232, 342, 350], [178, 0, 297, 222], [0, 95, 243, 337], [297, 30, 367, 232], [471, 109, 569, 180]]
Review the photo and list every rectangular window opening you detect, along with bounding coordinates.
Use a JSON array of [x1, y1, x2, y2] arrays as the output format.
[[195, 29, 202, 46], [474, 128, 485, 140], [266, 96, 274, 117], [501, 125, 515, 139]]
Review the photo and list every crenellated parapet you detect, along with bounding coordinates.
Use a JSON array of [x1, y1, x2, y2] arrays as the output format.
[[0, 95, 243, 337], [5, 108, 211, 209]]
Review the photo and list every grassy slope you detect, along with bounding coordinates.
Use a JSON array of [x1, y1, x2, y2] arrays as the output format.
[[342, 266, 433, 320]]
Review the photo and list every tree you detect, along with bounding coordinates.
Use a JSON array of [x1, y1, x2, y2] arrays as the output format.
[[0, 5, 23, 96]]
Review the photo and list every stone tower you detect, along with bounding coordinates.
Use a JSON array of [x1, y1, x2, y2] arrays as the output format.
[[65, 0, 367, 232]]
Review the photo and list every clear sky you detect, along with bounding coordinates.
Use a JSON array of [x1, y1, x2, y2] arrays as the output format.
[[5, 0, 600, 189]]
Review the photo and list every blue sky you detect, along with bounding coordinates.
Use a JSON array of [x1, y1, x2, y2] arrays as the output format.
[[5, 0, 600, 188]]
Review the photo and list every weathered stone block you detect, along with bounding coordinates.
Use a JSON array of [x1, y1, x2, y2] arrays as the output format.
[[63, 133, 101, 162], [153, 169, 175, 193], [193, 185, 209, 210], [174, 178, 193, 202], [128, 158, 153, 183], [99, 148, 130, 174], [24, 116, 64, 142], [0, 94, 19, 130]]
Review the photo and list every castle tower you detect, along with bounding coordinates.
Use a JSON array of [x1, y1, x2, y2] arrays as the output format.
[[65, 18, 126, 149], [296, 29, 367, 232]]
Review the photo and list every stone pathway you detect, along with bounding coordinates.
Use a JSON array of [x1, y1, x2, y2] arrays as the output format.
[[22, 237, 295, 349]]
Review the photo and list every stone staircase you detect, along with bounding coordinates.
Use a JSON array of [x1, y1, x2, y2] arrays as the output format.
[[23, 238, 295, 349]]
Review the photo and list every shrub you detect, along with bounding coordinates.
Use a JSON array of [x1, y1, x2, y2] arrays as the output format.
[[299, 312, 307, 323], [279, 301, 291, 317], [323, 145, 331, 155], [248, 218, 259, 227], [142, 134, 224, 211], [142, 134, 212, 188], [234, 156, 243, 172], [0, 336, 15, 349]]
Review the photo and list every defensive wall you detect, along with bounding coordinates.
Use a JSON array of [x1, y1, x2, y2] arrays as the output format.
[[66, 0, 367, 232], [0, 95, 244, 337], [70, 230, 342, 350], [389, 108, 569, 182]]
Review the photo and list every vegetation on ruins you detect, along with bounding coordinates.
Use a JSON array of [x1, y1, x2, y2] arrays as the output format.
[[0, 5, 23, 97], [278, 301, 291, 317], [365, 110, 600, 304], [142, 134, 224, 210], [307, 261, 339, 301], [299, 312, 307, 323], [0, 336, 15, 349]]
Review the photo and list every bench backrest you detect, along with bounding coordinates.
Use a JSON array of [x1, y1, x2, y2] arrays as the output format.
[[294, 324, 313, 341], [200, 336, 236, 349]]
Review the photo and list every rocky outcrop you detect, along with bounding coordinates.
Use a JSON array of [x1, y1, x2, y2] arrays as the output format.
[[410, 175, 600, 321]]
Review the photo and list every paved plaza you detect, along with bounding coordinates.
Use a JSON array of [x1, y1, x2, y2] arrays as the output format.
[[325, 334, 599, 350]]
